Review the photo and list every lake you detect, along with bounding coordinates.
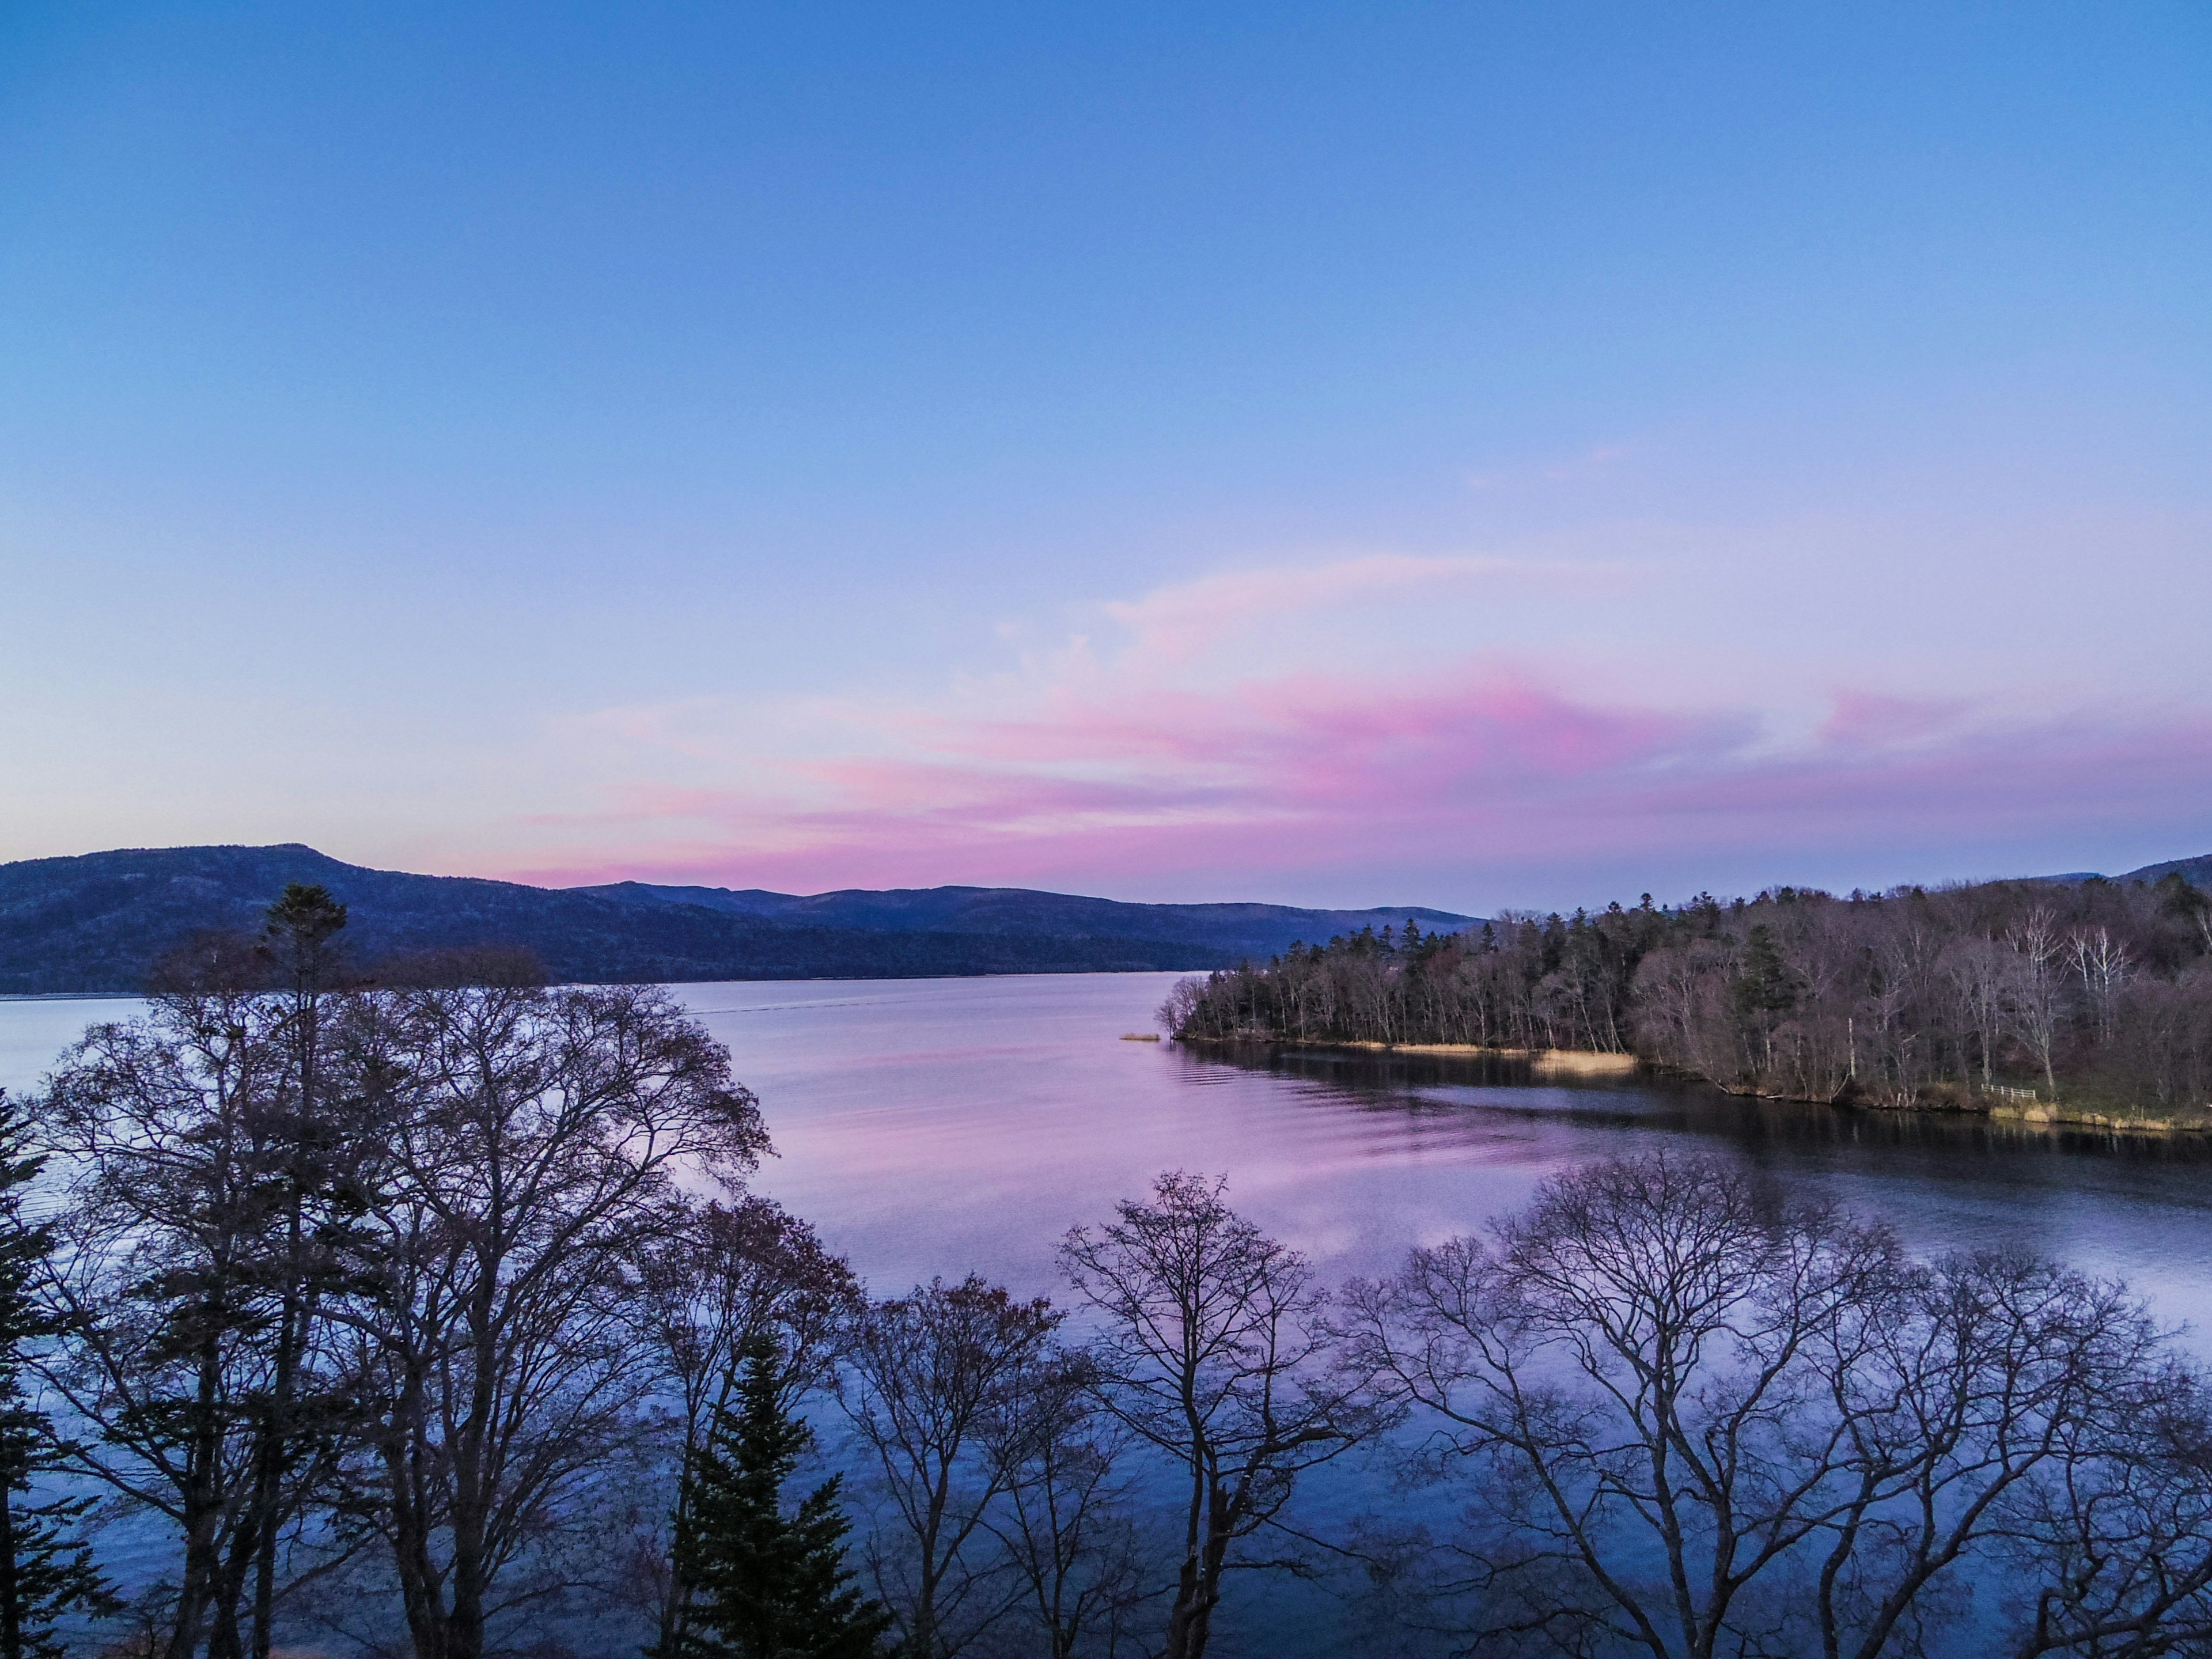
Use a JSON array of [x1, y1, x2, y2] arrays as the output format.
[[7, 972, 2211, 1331], [9, 971, 2212, 1654]]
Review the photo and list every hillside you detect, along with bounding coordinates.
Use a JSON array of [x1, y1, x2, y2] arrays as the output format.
[[0, 844, 1475, 995], [2119, 853, 2212, 889], [575, 879, 1474, 960]]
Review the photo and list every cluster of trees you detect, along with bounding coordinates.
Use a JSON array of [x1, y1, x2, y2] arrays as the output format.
[[1339, 1152, 2212, 1659], [7, 885, 2212, 1658], [0, 889, 1376, 1658], [20, 885, 773, 1659], [1164, 873, 2212, 1112]]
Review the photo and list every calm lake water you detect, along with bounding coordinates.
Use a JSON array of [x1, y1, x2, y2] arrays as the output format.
[[7, 972, 2212, 1654], [6, 973, 2210, 1330]]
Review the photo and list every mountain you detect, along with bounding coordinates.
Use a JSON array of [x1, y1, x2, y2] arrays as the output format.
[[0, 844, 1475, 995], [573, 879, 1474, 960], [2033, 856, 2212, 888], [2118, 854, 2212, 888]]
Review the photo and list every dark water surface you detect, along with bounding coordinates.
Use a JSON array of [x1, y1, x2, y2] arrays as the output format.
[[7, 974, 2211, 1328]]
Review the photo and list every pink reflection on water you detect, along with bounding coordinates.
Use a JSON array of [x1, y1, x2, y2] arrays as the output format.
[[663, 975, 2212, 1350]]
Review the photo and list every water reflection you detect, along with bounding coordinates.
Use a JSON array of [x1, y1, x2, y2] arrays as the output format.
[[6, 975, 2209, 1334], [1173, 1037, 2212, 1339], [653, 975, 2212, 1343]]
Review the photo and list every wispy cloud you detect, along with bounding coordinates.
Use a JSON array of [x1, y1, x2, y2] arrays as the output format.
[[456, 546, 2212, 901], [499, 634, 2212, 899], [1096, 551, 1631, 668]]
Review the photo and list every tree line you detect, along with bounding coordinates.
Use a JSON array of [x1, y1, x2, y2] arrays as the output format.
[[2, 887, 2211, 1657], [1163, 872, 2212, 1114]]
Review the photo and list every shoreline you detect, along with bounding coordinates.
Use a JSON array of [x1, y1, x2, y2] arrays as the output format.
[[1714, 1078, 2212, 1135], [1984, 1101, 2212, 1134], [1169, 1036, 2211, 1134], [1171, 1035, 1638, 1074], [1321, 1040, 1640, 1075]]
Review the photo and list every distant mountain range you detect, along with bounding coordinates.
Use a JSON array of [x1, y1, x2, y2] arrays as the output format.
[[0, 844, 1478, 995], [4, 843, 2201, 998]]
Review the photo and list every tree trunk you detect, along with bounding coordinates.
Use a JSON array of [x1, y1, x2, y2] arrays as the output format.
[[247, 1279, 301, 1659], [1163, 1479, 1235, 1659], [1, 1483, 20, 1659], [166, 1322, 231, 1659]]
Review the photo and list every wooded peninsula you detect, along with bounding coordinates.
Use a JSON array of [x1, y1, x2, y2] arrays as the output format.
[[1163, 871, 2212, 1125]]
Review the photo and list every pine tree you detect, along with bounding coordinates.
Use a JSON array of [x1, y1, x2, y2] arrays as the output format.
[[0, 1091, 114, 1659], [1730, 923, 1801, 1078], [657, 1337, 895, 1659], [1733, 923, 1798, 1020]]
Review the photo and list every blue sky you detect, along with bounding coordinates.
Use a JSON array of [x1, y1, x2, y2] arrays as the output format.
[[3, 2, 2209, 908]]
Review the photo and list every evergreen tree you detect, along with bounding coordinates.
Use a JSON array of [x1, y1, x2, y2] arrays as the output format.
[[0, 1091, 114, 1659], [1732, 922, 1798, 1021], [657, 1337, 894, 1659], [1730, 922, 1801, 1076]]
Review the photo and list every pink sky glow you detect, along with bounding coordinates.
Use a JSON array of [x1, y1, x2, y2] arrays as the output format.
[[10, 10, 2211, 914], [487, 655, 2212, 906]]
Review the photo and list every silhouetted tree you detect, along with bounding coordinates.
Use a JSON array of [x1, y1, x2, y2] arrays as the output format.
[[35, 979, 317, 1659], [661, 1336, 894, 1659], [1060, 1173, 1381, 1659], [327, 982, 771, 1659], [838, 1275, 1059, 1658], [642, 1199, 862, 1658], [983, 1349, 1150, 1659], [1344, 1152, 2212, 1659], [0, 1091, 114, 1659]]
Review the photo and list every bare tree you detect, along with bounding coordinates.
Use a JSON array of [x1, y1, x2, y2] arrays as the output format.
[[838, 1275, 1060, 1659], [1947, 935, 2012, 1090], [1344, 1152, 2191, 1659], [2008, 909, 2070, 1096], [1157, 979, 1206, 1040], [2067, 926, 2134, 1047], [1633, 939, 1741, 1092], [1059, 1173, 1378, 1659], [2001, 1359, 2212, 1657], [327, 982, 768, 1659], [984, 1349, 1152, 1659], [33, 974, 362, 1659]]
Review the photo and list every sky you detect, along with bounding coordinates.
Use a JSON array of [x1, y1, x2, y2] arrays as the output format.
[[2, 2, 2209, 912]]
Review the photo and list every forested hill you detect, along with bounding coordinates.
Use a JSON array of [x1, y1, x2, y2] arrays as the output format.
[[0, 843, 1476, 994], [2122, 853, 2212, 889], [1166, 861, 2212, 1120], [569, 877, 1475, 952]]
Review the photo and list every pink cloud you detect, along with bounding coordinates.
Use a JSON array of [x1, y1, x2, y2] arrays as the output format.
[[1813, 691, 1975, 749], [479, 658, 2212, 899]]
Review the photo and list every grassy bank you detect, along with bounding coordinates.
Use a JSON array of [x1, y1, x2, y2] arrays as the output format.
[[1171, 1035, 1639, 1074]]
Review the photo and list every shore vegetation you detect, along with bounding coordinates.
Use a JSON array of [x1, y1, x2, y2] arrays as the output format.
[[1162, 873, 2212, 1121]]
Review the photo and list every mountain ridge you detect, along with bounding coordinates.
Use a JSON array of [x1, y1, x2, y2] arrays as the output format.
[[2113, 853, 2212, 889], [570, 877, 1473, 945], [3, 842, 2200, 998], [0, 844, 1476, 995]]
